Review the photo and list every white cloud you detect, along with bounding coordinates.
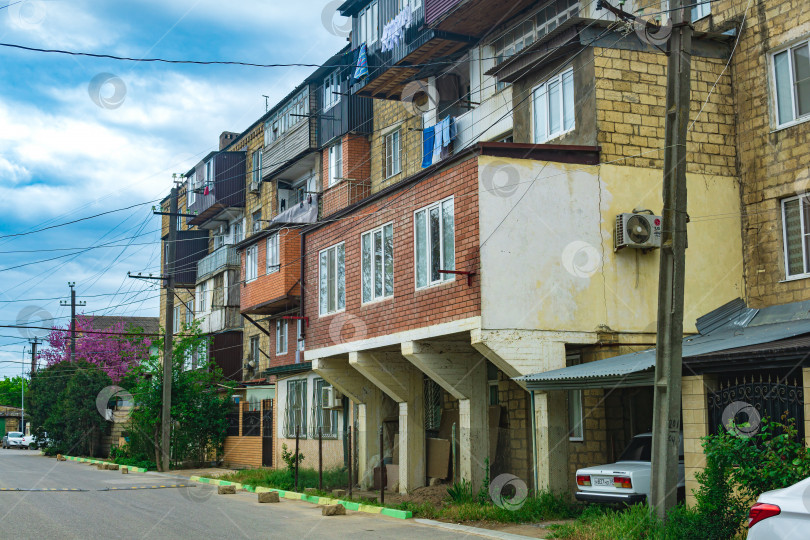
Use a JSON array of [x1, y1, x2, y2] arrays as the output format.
[[1, 0, 120, 50]]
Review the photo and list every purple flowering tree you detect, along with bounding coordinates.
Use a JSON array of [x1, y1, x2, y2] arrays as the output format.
[[40, 315, 153, 382]]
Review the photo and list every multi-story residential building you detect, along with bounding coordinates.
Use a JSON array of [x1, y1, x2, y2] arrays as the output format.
[[302, 0, 744, 496]]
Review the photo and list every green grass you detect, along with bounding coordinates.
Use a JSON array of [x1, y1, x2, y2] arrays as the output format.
[[432, 492, 581, 524], [214, 467, 348, 492]]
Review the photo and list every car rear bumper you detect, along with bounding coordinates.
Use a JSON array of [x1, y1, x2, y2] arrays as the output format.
[[575, 491, 647, 504]]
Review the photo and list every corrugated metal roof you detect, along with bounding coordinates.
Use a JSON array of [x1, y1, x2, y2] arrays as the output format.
[[518, 298, 810, 390]]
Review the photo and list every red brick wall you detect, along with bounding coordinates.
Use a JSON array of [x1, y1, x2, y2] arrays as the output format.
[[268, 315, 300, 367], [240, 228, 302, 312], [321, 134, 373, 217], [304, 156, 481, 351]]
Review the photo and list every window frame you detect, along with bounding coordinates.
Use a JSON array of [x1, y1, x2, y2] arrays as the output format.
[[385, 129, 401, 178], [361, 222, 394, 304], [532, 67, 575, 143], [781, 194, 810, 280], [313, 378, 339, 439], [328, 140, 343, 187], [185, 299, 194, 326], [692, 0, 710, 21], [568, 389, 584, 441], [276, 319, 288, 355], [413, 196, 455, 290], [245, 244, 258, 282], [266, 233, 280, 274], [249, 335, 260, 367], [285, 378, 307, 438], [318, 242, 346, 316], [252, 149, 263, 185], [173, 305, 181, 334], [323, 71, 342, 111], [358, 1, 378, 46], [770, 38, 810, 129], [187, 172, 196, 206]]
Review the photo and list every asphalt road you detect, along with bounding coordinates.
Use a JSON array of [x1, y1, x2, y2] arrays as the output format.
[[0, 448, 477, 540]]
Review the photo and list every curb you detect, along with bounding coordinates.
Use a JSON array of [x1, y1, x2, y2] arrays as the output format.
[[63, 455, 149, 473], [189, 476, 411, 520]]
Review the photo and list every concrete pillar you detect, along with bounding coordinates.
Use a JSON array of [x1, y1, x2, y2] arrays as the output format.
[[681, 373, 716, 507], [402, 340, 489, 490], [312, 356, 385, 489], [532, 341, 569, 494], [349, 351, 425, 493]]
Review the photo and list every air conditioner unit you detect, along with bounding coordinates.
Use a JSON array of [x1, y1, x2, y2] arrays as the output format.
[[614, 213, 662, 251], [321, 386, 342, 409]]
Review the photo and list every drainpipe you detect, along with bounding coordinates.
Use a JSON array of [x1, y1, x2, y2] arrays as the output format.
[[530, 389, 538, 495], [299, 232, 306, 345]]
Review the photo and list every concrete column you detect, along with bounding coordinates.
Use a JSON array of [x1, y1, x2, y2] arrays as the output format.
[[349, 351, 426, 493], [532, 341, 569, 494], [312, 356, 385, 489], [402, 340, 489, 490], [681, 373, 717, 507]]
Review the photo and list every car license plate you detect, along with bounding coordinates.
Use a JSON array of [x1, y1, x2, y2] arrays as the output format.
[[592, 476, 613, 487]]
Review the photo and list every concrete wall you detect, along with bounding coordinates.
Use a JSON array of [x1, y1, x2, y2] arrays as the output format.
[[478, 156, 744, 333]]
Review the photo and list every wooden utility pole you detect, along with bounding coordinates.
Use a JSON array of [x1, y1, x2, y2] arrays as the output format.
[[161, 186, 179, 472], [60, 282, 86, 361], [29, 338, 40, 374], [651, 0, 692, 520]]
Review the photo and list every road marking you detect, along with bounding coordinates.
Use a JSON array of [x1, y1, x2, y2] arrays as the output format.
[[0, 485, 190, 492]]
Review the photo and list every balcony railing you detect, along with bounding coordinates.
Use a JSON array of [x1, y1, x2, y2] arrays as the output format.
[[197, 246, 240, 282]]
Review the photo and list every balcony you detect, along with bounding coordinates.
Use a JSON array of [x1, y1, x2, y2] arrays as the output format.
[[188, 151, 247, 227], [425, 0, 550, 38], [199, 307, 243, 334], [197, 245, 240, 283], [164, 230, 209, 287], [241, 228, 302, 316], [454, 90, 513, 150], [321, 179, 371, 218]]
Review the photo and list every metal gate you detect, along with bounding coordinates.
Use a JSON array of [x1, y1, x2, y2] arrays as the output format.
[[262, 399, 273, 467], [707, 375, 804, 440]]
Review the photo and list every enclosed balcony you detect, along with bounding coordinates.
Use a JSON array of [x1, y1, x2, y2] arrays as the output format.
[[197, 245, 240, 283], [187, 151, 247, 227], [163, 230, 210, 287], [240, 228, 302, 316]]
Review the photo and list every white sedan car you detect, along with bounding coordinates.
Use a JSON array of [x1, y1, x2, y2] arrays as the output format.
[[2, 431, 27, 449], [574, 433, 685, 504], [747, 476, 810, 539]]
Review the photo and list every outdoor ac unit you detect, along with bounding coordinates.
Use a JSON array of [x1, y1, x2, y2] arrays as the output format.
[[614, 213, 662, 251], [321, 386, 342, 409]]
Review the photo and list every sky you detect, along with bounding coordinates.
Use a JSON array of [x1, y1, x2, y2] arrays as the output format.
[[0, 0, 349, 378]]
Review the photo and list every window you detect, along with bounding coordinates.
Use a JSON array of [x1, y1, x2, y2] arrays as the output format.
[[176, 210, 182, 231], [246, 244, 258, 282], [772, 40, 810, 127], [185, 299, 194, 326], [252, 149, 263, 185], [328, 141, 342, 187], [533, 67, 575, 143], [276, 320, 288, 355], [187, 172, 196, 206], [204, 158, 214, 187], [250, 336, 260, 368], [358, 1, 378, 45], [264, 89, 310, 146], [266, 233, 280, 274], [385, 129, 401, 178], [361, 223, 394, 303], [323, 71, 341, 111], [232, 220, 244, 244], [252, 209, 262, 232], [173, 306, 181, 334], [692, 0, 710, 21], [197, 281, 209, 312], [313, 379, 338, 438], [297, 319, 305, 351], [285, 379, 307, 437], [414, 197, 455, 289], [568, 389, 584, 441], [782, 195, 810, 278], [487, 362, 499, 405], [319, 243, 345, 315]]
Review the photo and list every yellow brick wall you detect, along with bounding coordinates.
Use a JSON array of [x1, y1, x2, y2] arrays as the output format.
[[682, 374, 717, 507], [594, 48, 736, 176], [706, 1, 810, 308], [370, 100, 424, 193]]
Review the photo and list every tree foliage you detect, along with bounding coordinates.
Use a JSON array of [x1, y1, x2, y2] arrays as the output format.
[[0, 376, 26, 408]]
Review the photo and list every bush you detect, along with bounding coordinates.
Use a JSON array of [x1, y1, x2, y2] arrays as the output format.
[[280, 443, 305, 471]]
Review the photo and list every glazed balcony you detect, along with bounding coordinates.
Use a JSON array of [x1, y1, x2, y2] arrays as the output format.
[[187, 151, 247, 227], [197, 245, 240, 283], [240, 228, 302, 316]]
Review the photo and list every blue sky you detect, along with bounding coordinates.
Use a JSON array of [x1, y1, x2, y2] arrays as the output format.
[[0, 0, 349, 378]]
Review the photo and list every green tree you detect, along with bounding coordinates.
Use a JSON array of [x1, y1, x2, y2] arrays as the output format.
[[0, 376, 26, 408], [127, 323, 233, 471]]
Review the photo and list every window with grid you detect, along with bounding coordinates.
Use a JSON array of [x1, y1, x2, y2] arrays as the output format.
[[533, 67, 575, 143], [197, 281, 209, 312], [266, 233, 280, 274], [185, 299, 194, 326], [252, 209, 262, 232], [323, 71, 341, 111], [772, 39, 810, 128], [276, 320, 288, 355], [246, 245, 258, 282], [173, 305, 181, 334], [250, 336, 260, 368], [358, 1, 378, 45], [313, 378, 338, 438], [252, 149, 263, 185], [414, 197, 455, 289], [782, 195, 810, 278], [385, 129, 401, 178], [187, 171, 196, 206], [328, 140, 342, 187], [319, 243, 345, 315], [285, 379, 307, 438], [361, 223, 394, 303]]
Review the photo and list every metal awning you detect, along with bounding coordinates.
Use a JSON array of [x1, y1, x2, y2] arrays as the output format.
[[517, 298, 810, 391]]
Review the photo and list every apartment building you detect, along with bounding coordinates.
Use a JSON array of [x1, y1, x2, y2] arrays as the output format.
[[302, 0, 744, 496]]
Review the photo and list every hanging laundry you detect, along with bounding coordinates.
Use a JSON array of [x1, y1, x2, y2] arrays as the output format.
[[203, 184, 209, 196], [441, 116, 456, 147], [354, 43, 368, 81], [421, 125, 435, 168], [432, 120, 444, 164], [381, 6, 412, 52]]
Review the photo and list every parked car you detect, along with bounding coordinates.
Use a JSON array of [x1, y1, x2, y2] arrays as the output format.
[[574, 433, 685, 504], [2, 431, 27, 449], [747, 476, 810, 538]]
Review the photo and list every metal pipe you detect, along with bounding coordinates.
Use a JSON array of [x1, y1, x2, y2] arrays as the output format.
[[530, 390, 538, 495]]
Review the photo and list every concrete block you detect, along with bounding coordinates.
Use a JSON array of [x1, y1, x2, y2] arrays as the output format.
[[218, 485, 236, 495], [121, 468, 128, 474], [258, 491, 280, 503], [322, 504, 346, 516], [331, 489, 346, 498], [304, 487, 317, 495], [104, 464, 119, 470], [96, 464, 105, 470]]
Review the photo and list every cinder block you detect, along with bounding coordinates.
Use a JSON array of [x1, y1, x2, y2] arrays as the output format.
[[331, 489, 346, 498], [258, 491, 280, 503], [322, 504, 346, 516], [218, 485, 236, 495]]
